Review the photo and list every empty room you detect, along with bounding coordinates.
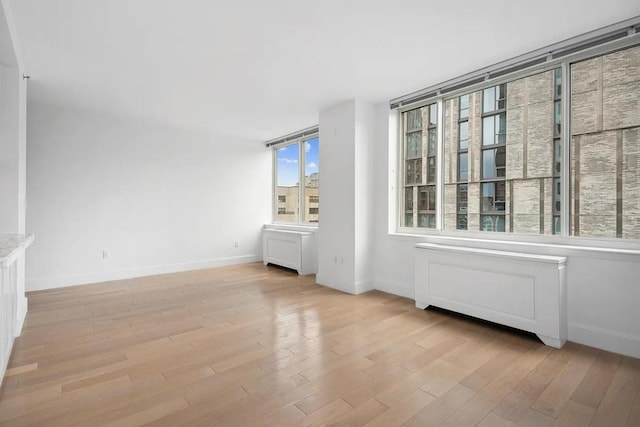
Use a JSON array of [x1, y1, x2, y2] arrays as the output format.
[[1, 0, 640, 425]]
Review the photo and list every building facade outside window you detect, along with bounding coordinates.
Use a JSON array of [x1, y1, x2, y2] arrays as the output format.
[[273, 134, 319, 224], [398, 42, 640, 240], [402, 103, 438, 228]]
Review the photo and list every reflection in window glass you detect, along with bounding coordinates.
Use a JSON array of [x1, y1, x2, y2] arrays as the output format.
[[406, 132, 422, 158], [458, 153, 468, 181], [429, 104, 438, 126], [459, 121, 469, 150], [481, 182, 506, 212], [427, 157, 436, 183], [459, 95, 469, 119], [481, 215, 506, 232], [482, 147, 506, 179], [428, 128, 437, 154], [406, 109, 422, 131]]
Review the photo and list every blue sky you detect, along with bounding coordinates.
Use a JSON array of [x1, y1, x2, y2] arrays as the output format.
[[277, 137, 318, 186]]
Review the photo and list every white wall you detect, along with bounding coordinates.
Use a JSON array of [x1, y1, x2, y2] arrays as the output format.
[[26, 103, 271, 291], [371, 101, 640, 358], [353, 100, 375, 293], [317, 100, 356, 292], [316, 99, 375, 294], [0, 64, 20, 233]]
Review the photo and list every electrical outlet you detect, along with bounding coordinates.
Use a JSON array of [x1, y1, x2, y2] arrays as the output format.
[[102, 250, 110, 259], [234, 241, 239, 248]]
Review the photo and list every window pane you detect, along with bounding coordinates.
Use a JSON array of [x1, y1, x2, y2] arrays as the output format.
[[406, 159, 422, 184], [481, 182, 506, 212], [427, 186, 436, 211], [406, 108, 422, 131], [497, 84, 506, 109], [554, 68, 562, 98], [457, 184, 468, 212], [496, 146, 506, 177], [427, 157, 436, 184], [418, 214, 435, 228], [428, 128, 437, 154], [459, 95, 469, 119], [405, 213, 413, 227], [418, 185, 435, 213], [497, 113, 506, 144], [406, 132, 422, 158], [457, 214, 468, 230], [303, 137, 319, 223], [458, 152, 468, 181], [481, 215, 505, 232], [553, 177, 561, 214], [429, 104, 438, 126], [481, 146, 505, 179], [405, 187, 413, 212], [482, 116, 495, 146], [554, 101, 562, 136], [483, 86, 496, 113], [554, 139, 562, 175], [276, 143, 300, 222], [482, 149, 495, 179], [404, 187, 414, 227], [459, 121, 469, 150], [418, 186, 427, 211]]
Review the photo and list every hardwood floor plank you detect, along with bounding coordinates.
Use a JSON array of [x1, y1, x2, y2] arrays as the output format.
[[401, 383, 476, 427], [0, 262, 637, 426], [553, 400, 595, 427], [363, 389, 434, 427], [589, 368, 638, 427], [570, 350, 621, 409], [326, 398, 388, 427], [531, 343, 597, 417]]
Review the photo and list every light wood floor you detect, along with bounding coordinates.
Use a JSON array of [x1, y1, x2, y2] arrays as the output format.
[[0, 263, 638, 426]]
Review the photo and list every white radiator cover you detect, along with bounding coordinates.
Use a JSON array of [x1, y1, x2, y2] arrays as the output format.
[[414, 243, 568, 348], [262, 229, 317, 275]]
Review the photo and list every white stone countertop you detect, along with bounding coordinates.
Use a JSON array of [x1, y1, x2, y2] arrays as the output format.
[[0, 234, 34, 268]]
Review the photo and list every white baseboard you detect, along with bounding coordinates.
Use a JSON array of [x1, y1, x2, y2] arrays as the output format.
[[374, 278, 414, 299], [26, 254, 261, 292], [568, 321, 640, 359], [15, 296, 28, 336], [355, 280, 374, 295]]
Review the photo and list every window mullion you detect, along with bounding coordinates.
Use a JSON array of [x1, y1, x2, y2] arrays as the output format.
[[436, 98, 444, 230], [299, 140, 305, 223], [272, 148, 277, 222], [561, 60, 571, 238]]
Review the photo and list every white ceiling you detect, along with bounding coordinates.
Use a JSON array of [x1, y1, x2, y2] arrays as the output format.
[[10, 0, 640, 141]]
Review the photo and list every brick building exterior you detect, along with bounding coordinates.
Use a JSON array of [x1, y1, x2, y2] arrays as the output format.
[[403, 44, 640, 239], [570, 45, 640, 239]]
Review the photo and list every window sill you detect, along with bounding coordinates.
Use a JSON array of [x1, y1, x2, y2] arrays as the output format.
[[264, 223, 318, 233], [388, 229, 640, 261]]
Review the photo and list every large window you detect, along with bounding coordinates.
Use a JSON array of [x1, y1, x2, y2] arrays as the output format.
[[274, 134, 319, 224], [398, 42, 640, 240]]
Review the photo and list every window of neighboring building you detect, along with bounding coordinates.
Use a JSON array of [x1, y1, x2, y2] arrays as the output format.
[[397, 41, 640, 240], [441, 70, 560, 235], [401, 103, 437, 228], [273, 132, 319, 224]]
